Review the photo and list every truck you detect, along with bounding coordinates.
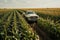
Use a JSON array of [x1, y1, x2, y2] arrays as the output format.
[[23, 10, 39, 22]]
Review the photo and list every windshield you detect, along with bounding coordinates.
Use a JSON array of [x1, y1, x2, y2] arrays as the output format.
[[27, 12, 34, 14]]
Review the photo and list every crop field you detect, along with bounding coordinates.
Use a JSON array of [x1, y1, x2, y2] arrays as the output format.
[[0, 8, 60, 40]]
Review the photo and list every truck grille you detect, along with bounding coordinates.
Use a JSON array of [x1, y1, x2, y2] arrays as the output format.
[[30, 16, 37, 18]]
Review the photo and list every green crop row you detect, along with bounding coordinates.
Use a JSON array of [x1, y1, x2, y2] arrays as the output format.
[[36, 12, 60, 23], [0, 11, 13, 40], [37, 17, 60, 40]]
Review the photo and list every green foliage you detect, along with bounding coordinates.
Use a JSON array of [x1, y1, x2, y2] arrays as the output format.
[[37, 18, 60, 40], [37, 12, 60, 23]]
